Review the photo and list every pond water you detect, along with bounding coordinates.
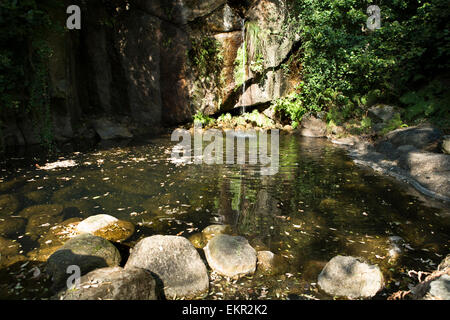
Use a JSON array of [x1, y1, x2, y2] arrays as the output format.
[[0, 133, 449, 300]]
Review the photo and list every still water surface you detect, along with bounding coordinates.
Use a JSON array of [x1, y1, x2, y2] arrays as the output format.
[[0, 134, 449, 299]]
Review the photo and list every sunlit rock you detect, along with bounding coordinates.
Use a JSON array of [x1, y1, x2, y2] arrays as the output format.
[[318, 255, 384, 299], [125, 235, 209, 299], [423, 274, 450, 300], [256, 251, 289, 275], [57, 267, 157, 300], [75, 214, 135, 243], [204, 234, 257, 278], [188, 232, 206, 249], [46, 234, 121, 291]]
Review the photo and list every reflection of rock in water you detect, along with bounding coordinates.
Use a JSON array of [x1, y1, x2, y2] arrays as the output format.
[[237, 177, 280, 244]]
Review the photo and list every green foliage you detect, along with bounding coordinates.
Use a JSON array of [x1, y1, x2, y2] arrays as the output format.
[[189, 37, 224, 84], [217, 113, 233, 124], [380, 113, 408, 135], [286, 0, 450, 128], [234, 44, 247, 88], [193, 111, 215, 127]]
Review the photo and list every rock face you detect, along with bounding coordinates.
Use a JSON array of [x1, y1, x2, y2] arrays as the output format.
[[2, 0, 300, 147], [204, 234, 257, 278], [58, 267, 157, 300], [125, 235, 209, 299], [368, 104, 401, 123], [318, 256, 384, 299], [46, 234, 121, 291]]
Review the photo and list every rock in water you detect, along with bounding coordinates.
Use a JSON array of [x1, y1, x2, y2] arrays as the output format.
[[204, 234, 257, 278], [58, 267, 157, 300], [257, 251, 288, 275], [124, 235, 209, 299], [76, 214, 119, 233], [202, 225, 232, 243], [318, 256, 384, 299], [46, 234, 121, 291], [76, 214, 135, 242]]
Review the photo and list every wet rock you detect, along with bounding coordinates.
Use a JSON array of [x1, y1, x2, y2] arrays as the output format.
[[26, 212, 63, 240], [0, 217, 27, 238], [0, 236, 22, 267], [256, 251, 288, 275], [318, 256, 384, 299], [298, 115, 327, 138], [204, 234, 257, 278], [0, 194, 20, 216], [423, 274, 450, 300], [19, 204, 64, 219], [75, 214, 135, 242], [46, 234, 121, 290], [91, 118, 133, 140], [125, 235, 209, 299], [442, 136, 450, 154], [202, 224, 232, 243], [318, 198, 340, 211], [188, 232, 206, 249], [24, 191, 48, 203], [57, 267, 157, 300]]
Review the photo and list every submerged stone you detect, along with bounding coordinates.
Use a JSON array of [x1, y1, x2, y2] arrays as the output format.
[[0, 217, 26, 238], [125, 235, 209, 299], [19, 204, 64, 219], [57, 267, 157, 300], [46, 234, 121, 291], [204, 234, 257, 278], [318, 255, 384, 299], [0, 194, 20, 216]]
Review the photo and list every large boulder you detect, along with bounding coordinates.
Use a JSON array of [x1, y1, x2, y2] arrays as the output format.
[[382, 125, 442, 151], [204, 234, 257, 278], [125, 235, 209, 299], [46, 234, 121, 291], [75, 214, 135, 243], [57, 267, 157, 300], [318, 256, 384, 299]]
